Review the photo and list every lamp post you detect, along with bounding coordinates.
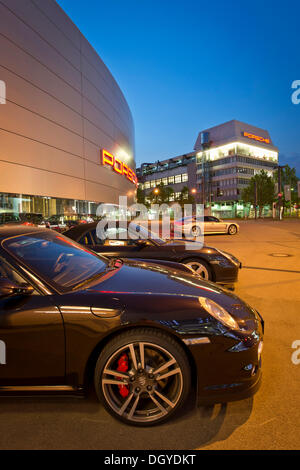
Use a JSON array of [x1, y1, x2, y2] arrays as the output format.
[[276, 165, 287, 220], [254, 179, 258, 220], [153, 188, 159, 204]]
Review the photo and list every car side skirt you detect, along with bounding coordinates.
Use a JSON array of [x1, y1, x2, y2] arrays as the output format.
[[0, 385, 84, 397]]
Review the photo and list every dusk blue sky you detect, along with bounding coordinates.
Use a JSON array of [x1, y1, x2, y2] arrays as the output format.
[[56, 0, 300, 174]]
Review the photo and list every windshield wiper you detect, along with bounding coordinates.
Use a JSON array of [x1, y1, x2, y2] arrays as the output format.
[[71, 271, 107, 291], [72, 259, 123, 290]]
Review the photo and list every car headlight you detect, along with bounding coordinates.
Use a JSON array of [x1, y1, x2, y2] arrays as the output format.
[[217, 249, 240, 265], [198, 297, 239, 330]]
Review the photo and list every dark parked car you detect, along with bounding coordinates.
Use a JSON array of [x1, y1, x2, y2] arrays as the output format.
[[0, 226, 263, 426], [42, 214, 95, 232], [64, 222, 242, 288], [0, 212, 22, 225], [19, 212, 44, 226], [0, 212, 39, 227]]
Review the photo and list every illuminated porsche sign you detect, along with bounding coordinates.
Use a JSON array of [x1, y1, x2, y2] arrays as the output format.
[[243, 132, 270, 144], [101, 149, 137, 185]]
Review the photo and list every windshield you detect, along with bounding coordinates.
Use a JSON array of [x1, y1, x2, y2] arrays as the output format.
[[3, 231, 108, 290], [128, 223, 166, 245]]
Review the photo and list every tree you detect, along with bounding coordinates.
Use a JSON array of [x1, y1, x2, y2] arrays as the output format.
[[242, 170, 275, 217], [273, 164, 299, 205], [136, 186, 148, 206], [164, 186, 175, 203], [148, 184, 169, 204], [176, 186, 195, 207], [273, 164, 298, 188]]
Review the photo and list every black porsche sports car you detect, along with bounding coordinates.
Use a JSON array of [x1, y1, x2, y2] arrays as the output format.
[[64, 222, 242, 288], [0, 226, 263, 426]]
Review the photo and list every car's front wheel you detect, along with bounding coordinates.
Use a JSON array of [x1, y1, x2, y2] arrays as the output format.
[[184, 258, 212, 280], [94, 328, 191, 426]]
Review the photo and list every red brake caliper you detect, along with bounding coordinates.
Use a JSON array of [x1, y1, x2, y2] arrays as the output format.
[[116, 353, 129, 398]]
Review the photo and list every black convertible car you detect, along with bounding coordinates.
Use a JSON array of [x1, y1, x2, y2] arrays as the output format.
[[64, 222, 242, 288], [0, 226, 263, 426]]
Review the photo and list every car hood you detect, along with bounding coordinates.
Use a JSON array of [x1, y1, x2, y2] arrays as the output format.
[[84, 260, 255, 321], [161, 239, 217, 252]]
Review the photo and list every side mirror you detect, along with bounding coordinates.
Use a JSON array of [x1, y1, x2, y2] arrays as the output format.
[[0, 279, 34, 299]]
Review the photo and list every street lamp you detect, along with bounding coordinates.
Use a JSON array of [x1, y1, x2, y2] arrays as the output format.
[[276, 164, 288, 220]]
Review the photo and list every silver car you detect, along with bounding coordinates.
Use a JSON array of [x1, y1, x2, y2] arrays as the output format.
[[174, 216, 239, 237]]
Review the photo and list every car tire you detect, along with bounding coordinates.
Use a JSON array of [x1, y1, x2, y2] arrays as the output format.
[[228, 224, 237, 235], [94, 328, 191, 426], [183, 258, 212, 280], [190, 225, 201, 238]]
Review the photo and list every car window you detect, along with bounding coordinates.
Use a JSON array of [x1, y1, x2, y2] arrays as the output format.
[[128, 224, 164, 245], [79, 231, 94, 246], [92, 227, 137, 247], [0, 257, 29, 285], [4, 214, 20, 223], [3, 232, 108, 290], [89, 229, 104, 246]]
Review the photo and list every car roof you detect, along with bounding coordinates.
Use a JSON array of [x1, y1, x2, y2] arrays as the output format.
[[64, 220, 147, 238], [0, 225, 48, 241], [64, 222, 98, 237]]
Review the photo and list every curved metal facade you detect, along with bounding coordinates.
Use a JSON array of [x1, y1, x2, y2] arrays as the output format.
[[0, 0, 135, 208]]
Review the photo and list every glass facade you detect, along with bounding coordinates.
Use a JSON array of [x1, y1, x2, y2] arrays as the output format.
[[0, 193, 99, 218], [197, 142, 278, 163], [196, 137, 278, 217]]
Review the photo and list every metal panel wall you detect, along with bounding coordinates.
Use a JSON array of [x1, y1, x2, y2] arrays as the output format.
[[0, 0, 135, 204]]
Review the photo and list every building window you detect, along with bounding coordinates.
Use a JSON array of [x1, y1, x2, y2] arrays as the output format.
[[168, 176, 175, 184], [144, 182, 150, 189], [182, 173, 188, 182], [162, 178, 168, 186], [156, 179, 162, 185], [150, 180, 156, 188], [175, 174, 182, 184]]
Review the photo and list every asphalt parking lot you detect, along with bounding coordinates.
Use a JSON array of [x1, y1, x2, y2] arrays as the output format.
[[0, 219, 299, 450]]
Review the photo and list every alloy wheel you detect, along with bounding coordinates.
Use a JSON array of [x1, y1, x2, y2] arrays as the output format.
[[228, 225, 237, 235], [185, 261, 210, 279], [101, 341, 184, 424], [190, 225, 201, 237]]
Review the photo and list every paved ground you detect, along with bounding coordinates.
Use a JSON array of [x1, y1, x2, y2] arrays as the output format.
[[0, 219, 299, 450]]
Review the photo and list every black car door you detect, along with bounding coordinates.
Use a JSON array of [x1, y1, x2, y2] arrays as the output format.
[[79, 228, 176, 262], [0, 258, 65, 385]]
